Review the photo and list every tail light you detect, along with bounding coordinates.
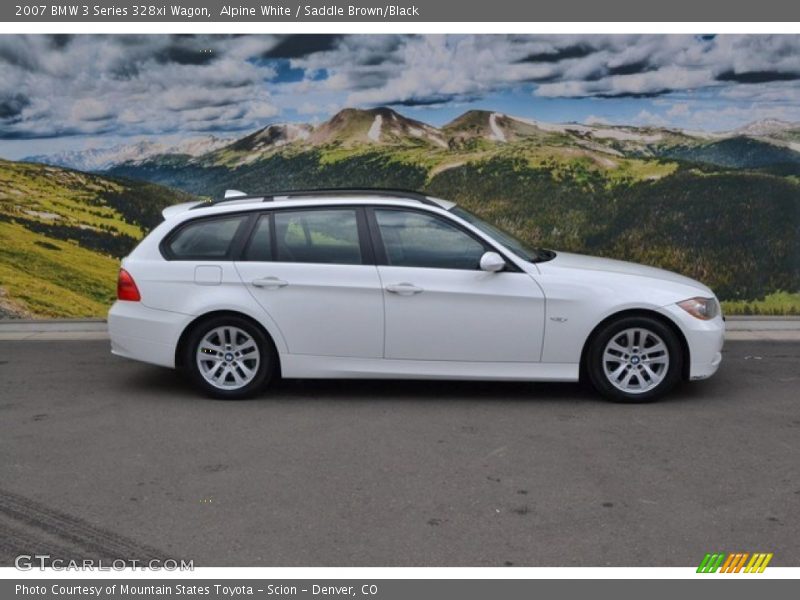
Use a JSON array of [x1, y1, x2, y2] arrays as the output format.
[[117, 268, 141, 301]]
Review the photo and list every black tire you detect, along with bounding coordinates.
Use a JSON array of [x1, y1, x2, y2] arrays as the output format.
[[586, 315, 683, 403], [183, 315, 276, 400]]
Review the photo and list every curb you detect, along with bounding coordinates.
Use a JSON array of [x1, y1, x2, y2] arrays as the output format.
[[0, 319, 107, 333], [2, 317, 800, 341]]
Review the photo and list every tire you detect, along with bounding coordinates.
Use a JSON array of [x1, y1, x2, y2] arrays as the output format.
[[183, 315, 275, 400], [586, 315, 683, 403]]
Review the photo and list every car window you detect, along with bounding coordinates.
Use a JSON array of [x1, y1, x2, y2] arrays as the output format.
[[243, 214, 272, 261], [274, 209, 362, 265], [375, 209, 486, 270], [167, 215, 247, 259]]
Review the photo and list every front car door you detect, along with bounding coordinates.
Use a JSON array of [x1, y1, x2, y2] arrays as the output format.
[[235, 206, 383, 358], [370, 207, 545, 363]]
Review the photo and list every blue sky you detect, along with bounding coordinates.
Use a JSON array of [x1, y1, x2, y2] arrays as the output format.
[[1, 34, 799, 159]]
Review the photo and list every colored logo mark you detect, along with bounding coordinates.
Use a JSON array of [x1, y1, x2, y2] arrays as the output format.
[[697, 552, 773, 573]]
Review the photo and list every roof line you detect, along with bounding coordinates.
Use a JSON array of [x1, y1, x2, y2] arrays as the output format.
[[191, 188, 441, 210]]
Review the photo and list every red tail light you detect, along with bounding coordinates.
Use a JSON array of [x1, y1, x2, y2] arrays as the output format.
[[117, 268, 141, 301]]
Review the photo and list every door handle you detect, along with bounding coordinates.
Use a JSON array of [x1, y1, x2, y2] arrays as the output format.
[[252, 277, 289, 289], [385, 283, 423, 295]]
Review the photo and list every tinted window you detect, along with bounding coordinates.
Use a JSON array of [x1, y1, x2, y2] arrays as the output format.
[[243, 214, 273, 261], [375, 209, 486, 270], [274, 209, 362, 265], [167, 215, 247, 259]]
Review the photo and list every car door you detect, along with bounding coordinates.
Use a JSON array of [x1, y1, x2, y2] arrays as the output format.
[[371, 207, 545, 362], [234, 207, 384, 358]]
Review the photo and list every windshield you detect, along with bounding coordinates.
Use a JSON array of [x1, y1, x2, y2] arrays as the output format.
[[450, 206, 551, 262]]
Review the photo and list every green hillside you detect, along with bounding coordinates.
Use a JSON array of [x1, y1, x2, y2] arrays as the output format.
[[662, 137, 800, 170], [0, 159, 193, 317]]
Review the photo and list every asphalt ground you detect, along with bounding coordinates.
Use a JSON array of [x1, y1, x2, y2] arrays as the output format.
[[0, 339, 798, 567]]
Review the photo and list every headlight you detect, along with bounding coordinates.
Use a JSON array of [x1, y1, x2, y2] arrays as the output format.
[[677, 297, 719, 320]]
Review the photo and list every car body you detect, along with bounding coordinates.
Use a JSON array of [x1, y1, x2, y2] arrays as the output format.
[[108, 189, 724, 401]]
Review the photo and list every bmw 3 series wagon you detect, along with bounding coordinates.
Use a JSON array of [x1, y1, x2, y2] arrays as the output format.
[[109, 188, 724, 401]]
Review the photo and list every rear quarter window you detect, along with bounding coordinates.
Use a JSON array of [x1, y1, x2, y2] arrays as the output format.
[[163, 214, 248, 260]]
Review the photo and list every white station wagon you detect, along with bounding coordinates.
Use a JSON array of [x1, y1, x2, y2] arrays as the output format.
[[108, 188, 724, 402]]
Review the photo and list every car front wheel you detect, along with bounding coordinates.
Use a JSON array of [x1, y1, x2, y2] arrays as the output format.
[[184, 316, 274, 399], [586, 316, 683, 403]]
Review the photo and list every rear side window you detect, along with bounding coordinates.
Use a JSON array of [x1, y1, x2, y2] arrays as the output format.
[[273, 209, 362, 265], [243, 214, 272, 261], [165, 215, 248, 260]]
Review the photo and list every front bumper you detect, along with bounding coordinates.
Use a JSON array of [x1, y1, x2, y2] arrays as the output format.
[[658, 303, 725, 381], [108, 301, 193, 369]]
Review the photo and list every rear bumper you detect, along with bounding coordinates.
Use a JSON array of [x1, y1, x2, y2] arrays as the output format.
[[658, 304, 725, 381], [108, 301, 192, 369]]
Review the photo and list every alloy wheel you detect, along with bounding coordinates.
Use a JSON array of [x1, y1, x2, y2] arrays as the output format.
[[601, 327, 670, 394], [195, 326, 261, 390]]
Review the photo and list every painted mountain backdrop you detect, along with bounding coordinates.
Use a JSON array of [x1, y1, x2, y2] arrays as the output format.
[[3, 107, 800, 317]]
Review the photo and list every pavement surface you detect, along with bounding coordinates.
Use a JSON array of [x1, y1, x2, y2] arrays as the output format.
[[0, 339, 798, 567]]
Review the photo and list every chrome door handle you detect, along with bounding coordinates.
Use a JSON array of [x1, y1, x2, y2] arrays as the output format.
[[385, 283, 423, 295], [252, 277, 289, 289]]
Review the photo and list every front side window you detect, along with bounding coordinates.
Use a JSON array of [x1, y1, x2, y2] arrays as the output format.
[[450, 206, 544, 262], [166, 215, 247, 259], [273, 209, 362, 265], [375, 209, 486, 270]]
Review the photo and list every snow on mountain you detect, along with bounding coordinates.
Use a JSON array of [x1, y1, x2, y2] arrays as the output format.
[[733, 119, 798, 136], [507, 115, 666, 143], [216, 123, 314, 165], [367, 114, 383, 142], [309, 107, 446, 148], [167, 135, 234, 157], [488, 113, 506, 142], [24, 135, 232, 171], [226, 123, 312, 152]]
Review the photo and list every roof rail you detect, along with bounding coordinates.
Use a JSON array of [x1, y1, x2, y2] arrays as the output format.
[[191, 187, 440, 210]]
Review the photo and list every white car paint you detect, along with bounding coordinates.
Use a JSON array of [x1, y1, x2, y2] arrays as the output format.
[[235, 261, 384, 358], [108, 193, 724, 392], [378, 264, 544, 362]]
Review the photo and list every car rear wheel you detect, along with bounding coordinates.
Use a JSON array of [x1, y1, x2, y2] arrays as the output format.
[[586, 315, 683, 403], [184, 316, 275, 399]]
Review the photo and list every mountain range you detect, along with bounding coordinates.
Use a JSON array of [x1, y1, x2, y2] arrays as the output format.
[[23, 108, 800, 173], [23, 135, 232, 172]]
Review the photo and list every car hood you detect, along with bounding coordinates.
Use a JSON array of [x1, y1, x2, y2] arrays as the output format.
[[542, 251, 714, 296]]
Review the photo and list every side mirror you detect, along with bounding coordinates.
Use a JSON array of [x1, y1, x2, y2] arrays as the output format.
[[479, 251, 506, 273]]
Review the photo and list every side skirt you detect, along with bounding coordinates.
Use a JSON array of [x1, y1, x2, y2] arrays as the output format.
[[280, 354, 579, 382]]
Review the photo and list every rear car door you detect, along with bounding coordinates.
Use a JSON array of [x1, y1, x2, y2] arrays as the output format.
[[234, 207, 384, 358], [370, 207, 545, 362]]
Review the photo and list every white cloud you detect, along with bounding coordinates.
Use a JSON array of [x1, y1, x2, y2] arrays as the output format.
[[666, 103, 691, 118], [631, 110, 669, 127], [70, 99, 115, 122], [584, 115, 611, 125], [1, 34, 800, 142]]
